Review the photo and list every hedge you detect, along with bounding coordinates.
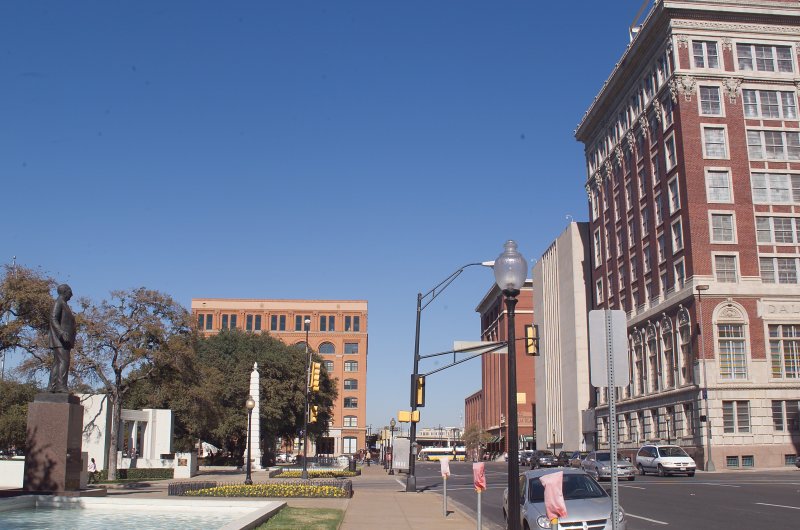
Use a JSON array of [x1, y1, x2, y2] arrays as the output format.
[[98, 468, 175, 481], [273, 470, 357, 479]]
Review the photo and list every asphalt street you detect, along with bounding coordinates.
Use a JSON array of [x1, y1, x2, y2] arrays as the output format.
[[411, 460, 800, 529]]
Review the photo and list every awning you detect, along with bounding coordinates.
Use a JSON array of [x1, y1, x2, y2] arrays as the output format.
[[495, 436, 504, 444]]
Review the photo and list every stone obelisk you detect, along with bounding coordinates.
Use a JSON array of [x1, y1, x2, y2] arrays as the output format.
[[246, 362, 263, 470]]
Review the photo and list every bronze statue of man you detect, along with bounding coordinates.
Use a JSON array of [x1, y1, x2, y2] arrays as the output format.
[[48, 284, 76, 393]]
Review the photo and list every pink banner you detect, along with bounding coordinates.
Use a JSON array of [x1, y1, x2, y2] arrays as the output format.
[[440, 456, 451, 477], [539, 471, 568, 520], [472, 462, 486, 491]]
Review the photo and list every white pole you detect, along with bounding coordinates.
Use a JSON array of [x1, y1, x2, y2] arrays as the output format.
[[477, 490, 482, 530], [443, 475, 448, 517]]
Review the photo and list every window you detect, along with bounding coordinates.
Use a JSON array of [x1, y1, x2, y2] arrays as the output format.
[[605, 227, 611, 260], [705, 170, 732, 203], [715, 255, 738, 283], [618, 265, 626, 293], [743, 90, 797, 119], [665, 135, 677, 170], [703, 127, 728, 158], [625, 181, 633, 211], [295, 315, 311, 331], [343, 397, 358, 408], [319, 315, 335, 332], [344, 416, 358, 427], [761, 257, 798, 284], [643, 246, 651, 273], [659, 270, 668, 296], [662, 98, 674, 129], [591, 189, 600, 220], [344, 342, 359, 354], [668, 177, 680, 213], [652, 154, 661, 184], [742, 456, 755, 468], [655, 195, 664, 225], [594, 230, 602, 267], [769, 325, 800, 379], [345, 315, 361, 332], [699, 86, 722, 115], [616, 229, 623, 256], [723, 400, 751, 433], [343, 378, 358, 390], [343, 437, 357, 454], [674, 260, 685, 290], [683, 402, 695, 436], [627, 219, 636, 248], [751, 173, 800, 203], [718, 324, 748, 379], [747, 131, 800, 161], [671, 218, 684, 251], [711, 213, 735, 243], [344, 360, 358, 372], [631, 255, 638, 279], [197, 313, 213, 331], [319, 342, 335, 354], [614, 195, 622, 221], [693, 41, 720, 69], [270, 314, 286, 331], [641, 207, 650, 236], [737, 43, 794, 73], [638, 166, 648, 198], [596, 279, 604, 304], [323, 360, 334, 372], [727, 456, 740, 468], [221, 314, 237, 330], [245, 314, 262, 331], [772, 400, 800, 431]]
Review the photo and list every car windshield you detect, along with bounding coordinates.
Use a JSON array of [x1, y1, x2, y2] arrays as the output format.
[[594, 452, 628, 462], [528, 474, 607, 502], [538, 451, 554, 456], [658, 446, 689, 457]]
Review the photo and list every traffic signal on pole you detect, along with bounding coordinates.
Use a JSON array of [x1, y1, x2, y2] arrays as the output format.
[[414, 375, 425, 407], [310, 362, 321, 391], [310, 405, 319, 422], [526, 325, 539, 356]]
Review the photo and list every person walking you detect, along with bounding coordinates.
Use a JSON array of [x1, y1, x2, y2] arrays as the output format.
[[87, 458, 98, 484]]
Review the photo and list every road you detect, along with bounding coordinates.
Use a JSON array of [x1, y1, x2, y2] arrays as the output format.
[[410, 460, 800, 529]]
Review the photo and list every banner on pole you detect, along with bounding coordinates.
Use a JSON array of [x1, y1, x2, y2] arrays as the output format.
[[472, 462, 486, 492], [539, 471, 568, 520], [440, 456, 451, 477]]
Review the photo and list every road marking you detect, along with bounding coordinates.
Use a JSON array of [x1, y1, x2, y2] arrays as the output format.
[[395, 478, 406, 488], [755, 502, 800, 510], [627, 513, 669, 525], [620, 484, 646, 490], [701, 483, 741, 488]]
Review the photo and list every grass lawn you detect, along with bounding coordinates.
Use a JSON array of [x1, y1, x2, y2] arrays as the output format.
[[256, 507, 344, 529]]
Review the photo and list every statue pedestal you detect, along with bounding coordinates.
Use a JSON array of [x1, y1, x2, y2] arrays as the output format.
[[24, 393, 84, 493]]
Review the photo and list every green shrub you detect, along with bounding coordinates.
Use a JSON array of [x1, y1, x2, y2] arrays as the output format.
[[274, 470, 356, 479], [98, 468, 174, 481], [185, 484, 348, 498]]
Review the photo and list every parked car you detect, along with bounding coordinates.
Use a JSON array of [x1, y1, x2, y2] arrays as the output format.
[[636, 444, 696, 477], [276, 453, 296, 464], [581, 451, 636, 481], [530, 450, 558, 468], [568, 451, 588, 468], [519, 450, 535, 466], [557, 450, 576, 467], [503, 468, 627, 529]]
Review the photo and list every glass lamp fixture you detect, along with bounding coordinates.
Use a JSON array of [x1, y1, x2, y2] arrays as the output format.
[[494, 240, 527, 292]]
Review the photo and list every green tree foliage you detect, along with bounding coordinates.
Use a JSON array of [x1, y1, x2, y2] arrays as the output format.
[[461, 423, 493, 460], [0, 379, 39, 452]]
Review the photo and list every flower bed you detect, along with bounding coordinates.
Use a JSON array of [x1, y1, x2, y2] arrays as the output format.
[[184, 483, 349, 498]]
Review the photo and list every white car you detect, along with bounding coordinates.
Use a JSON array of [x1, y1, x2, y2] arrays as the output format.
[[636, 444, 696, 477]]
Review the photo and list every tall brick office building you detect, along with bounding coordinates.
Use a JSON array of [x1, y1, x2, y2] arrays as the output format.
[[576, 0, 800, 469], [191, 298, 368, 457]]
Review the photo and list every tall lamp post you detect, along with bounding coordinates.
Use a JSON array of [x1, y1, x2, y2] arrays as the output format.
[[695, 284, 715, 471], [407, 260, 494, 492], [301, 317, 312, 479], [494, 240, 528, 530], [389, 418, 397, 475], [245, 396, 256, 485]]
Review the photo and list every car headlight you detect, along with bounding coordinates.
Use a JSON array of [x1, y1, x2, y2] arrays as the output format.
[[599, 465, 609, 470], [536, 516, 552, 529], [618, 508, 626, 523]]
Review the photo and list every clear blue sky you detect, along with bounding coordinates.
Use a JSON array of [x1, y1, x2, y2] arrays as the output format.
[[2, 1, 651, 431]]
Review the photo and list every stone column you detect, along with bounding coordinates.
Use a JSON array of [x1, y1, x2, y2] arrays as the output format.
[[247, 362, 263, 470]]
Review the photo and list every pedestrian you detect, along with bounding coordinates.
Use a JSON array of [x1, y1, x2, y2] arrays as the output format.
[[87, 458, 98, 484]]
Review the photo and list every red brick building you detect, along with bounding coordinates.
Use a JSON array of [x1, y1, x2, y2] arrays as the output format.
[[575, 0, 800, 469]]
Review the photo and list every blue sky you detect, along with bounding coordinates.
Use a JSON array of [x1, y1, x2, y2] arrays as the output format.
[[2, 1, 651, 431]]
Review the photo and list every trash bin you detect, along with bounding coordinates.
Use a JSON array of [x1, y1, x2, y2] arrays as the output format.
[[349, 457, 356, 472]]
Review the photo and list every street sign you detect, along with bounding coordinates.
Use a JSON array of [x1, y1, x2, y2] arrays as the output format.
[[392, 437, 410, 472], [588, 310, 630, 387], [453, 341, 508, 355]]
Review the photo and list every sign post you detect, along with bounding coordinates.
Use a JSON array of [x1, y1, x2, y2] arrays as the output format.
[[473, 462, 486, 530], [440, 457, 451, 517], [589, 310, 629, 530]]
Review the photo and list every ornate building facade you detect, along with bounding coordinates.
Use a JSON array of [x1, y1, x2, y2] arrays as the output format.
[[575, 0, 800, 469]]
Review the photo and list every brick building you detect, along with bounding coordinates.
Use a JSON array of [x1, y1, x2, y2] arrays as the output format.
[[465, 281, 535, 453], [191, 298, 368, 457], [575, 0, 800, 469]]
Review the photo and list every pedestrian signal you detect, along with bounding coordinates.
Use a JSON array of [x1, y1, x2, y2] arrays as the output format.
[[414, 375, 425, 407], [526, 325, 539, 356], [310, 362, 321, 391], [310, 405, 319, 422]]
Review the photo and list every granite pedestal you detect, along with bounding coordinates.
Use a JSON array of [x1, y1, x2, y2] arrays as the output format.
[[23, 393, 84, 493]]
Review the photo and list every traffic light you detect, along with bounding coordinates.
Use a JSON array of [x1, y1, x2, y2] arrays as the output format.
[[526, 325, 539, 356], [414, 375, 425, 407], [310, 405, 319, 422], [310, 362, 321, 391]]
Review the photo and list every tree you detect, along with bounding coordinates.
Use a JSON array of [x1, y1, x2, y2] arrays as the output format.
[[462, 423, 493, 461], [73, 288, 191, 480], [0, 379, 39, 452]]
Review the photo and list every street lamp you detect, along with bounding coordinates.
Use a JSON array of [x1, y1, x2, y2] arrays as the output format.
[[389, 418, 397, 475], [494, 240, 528, 530], [552, 429, 556, 454], [407, 260, 494, 492], [245, 395, 256, 485], [695, 284, 715, 471], [301, 317, 312, 480]]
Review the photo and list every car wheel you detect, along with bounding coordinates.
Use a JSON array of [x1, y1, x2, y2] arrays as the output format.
[[637, 464, 646, 476], [658, 464, 666, 477], [688, 471, 695, 477]]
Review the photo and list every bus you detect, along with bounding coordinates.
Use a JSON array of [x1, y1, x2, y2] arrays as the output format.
[[418, 446, 467, 462]]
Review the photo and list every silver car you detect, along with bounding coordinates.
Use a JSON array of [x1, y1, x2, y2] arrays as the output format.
[[503, 468, 627, 529], [582, 451, 636, 481]]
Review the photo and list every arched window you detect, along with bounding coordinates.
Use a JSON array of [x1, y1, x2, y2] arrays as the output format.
[[677, 306, 693, 384], [344, 361, 358, 372], [633, 329, 645, 396], [625, 336, 634, 399], [343, 378, 358, 390], [660, 315, 675, 388], [295, 341, 308, 350], [646, 322, 660, 392], [714, 301, 749, 380], [344, 397, 358, 408], [319, 342, 335, 354]]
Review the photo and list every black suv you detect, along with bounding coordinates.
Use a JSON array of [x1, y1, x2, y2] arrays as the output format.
[[556, 450, 575, 467], [530, 450, 558, 468]]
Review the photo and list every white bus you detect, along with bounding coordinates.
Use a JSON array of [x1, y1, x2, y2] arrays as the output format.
[[418, 446, 467, 461]]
